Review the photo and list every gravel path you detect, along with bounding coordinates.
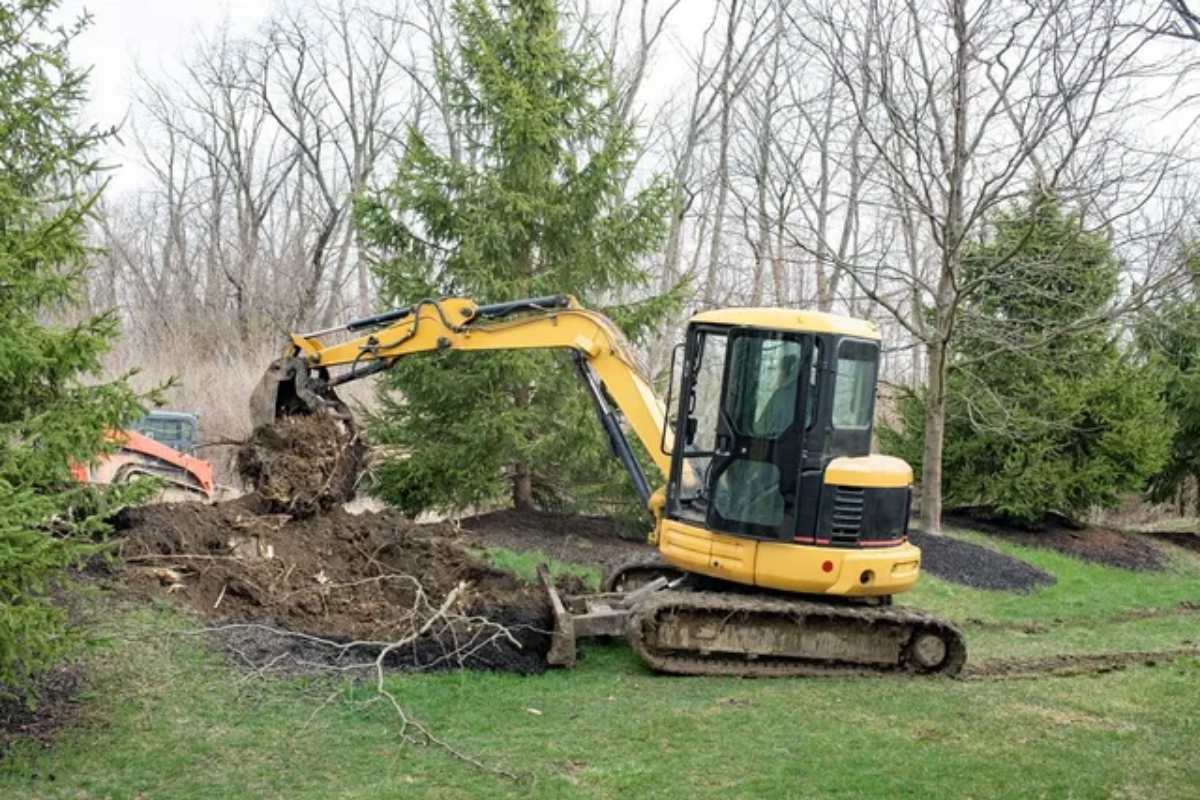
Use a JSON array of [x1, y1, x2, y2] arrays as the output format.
[[909, 529, 1056, 592]]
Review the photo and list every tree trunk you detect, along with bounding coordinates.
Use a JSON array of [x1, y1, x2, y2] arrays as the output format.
[[920, 338, 948, 533], [512, 466, 534, 511]]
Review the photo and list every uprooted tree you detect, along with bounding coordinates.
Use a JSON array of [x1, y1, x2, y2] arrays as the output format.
[[0, 0, 153, 693], [881, 190, 1172, 527], [357, 0, 678, 517]]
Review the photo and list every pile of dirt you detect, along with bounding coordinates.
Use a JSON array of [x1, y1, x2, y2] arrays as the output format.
[[111, 497, 552, 674], [909, 530, 1055, 592], [236, 415, 367, 517], [460, 510, 649, 570], [948, 515, 1168, 571]]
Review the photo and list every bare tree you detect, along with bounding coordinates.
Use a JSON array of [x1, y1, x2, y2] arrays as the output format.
[[795, 0, 1188, 531]]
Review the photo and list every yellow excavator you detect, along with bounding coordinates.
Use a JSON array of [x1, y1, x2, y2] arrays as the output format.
[[251, 294, 966, 677]]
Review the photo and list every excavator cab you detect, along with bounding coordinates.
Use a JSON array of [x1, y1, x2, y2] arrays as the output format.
[[652, 309, 920, 598], [668, 311, 901, 541]]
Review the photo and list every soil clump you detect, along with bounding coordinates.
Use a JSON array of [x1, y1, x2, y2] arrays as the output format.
[[111, 497, 551, 674], [909, 530, 1056, 592], [236, 415, 366, 518], [947, 514, 1167, 571]]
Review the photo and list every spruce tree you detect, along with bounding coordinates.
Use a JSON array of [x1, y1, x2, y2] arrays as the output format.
[[0, 1, 149, 691], [1137, 247, 1200, 512], [358, 0, 675, 516], [881, 190, 1171, 527]]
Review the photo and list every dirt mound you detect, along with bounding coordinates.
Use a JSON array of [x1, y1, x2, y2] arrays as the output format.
[[111, 498, 551, 674], [236, 415, 366, 517], [909, 530, 1055, 592]]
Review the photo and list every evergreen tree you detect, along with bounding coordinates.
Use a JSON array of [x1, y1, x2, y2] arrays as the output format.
[[881, 190, 1171, 527], [0, 1, 150, 692], [1136, 246, 1200, 512], [357, 0, 676, 516]]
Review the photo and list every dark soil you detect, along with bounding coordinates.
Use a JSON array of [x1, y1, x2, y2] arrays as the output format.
[[459, 510, 650, 570], [110, 497, 551, 674], [0, 665, 83, 752], [909, 530, 1056, 592], [947, 514, 1168, 571], [236, 415, 366, 518]]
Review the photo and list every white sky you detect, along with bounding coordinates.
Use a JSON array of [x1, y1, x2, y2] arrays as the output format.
[[56, 0, 702, 192], [60, 0, 271, 128]]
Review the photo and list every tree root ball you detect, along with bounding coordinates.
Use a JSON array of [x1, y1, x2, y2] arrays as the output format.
[[237, 414, 367, 517]]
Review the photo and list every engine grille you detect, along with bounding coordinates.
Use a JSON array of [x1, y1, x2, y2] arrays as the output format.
[[830, 486, 865, 545]]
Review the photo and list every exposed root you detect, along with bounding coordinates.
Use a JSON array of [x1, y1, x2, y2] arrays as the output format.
[[236, 415, 366, 517]]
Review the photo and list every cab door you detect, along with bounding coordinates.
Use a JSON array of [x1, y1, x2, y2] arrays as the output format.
[[706, 330, 811, 542]]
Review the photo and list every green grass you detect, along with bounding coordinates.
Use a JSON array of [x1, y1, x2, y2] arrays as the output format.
[[2, 534, 1199, 799], [477, 546, 603, 590]]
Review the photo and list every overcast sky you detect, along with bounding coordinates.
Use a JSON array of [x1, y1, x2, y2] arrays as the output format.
[[60, 0, 270, 129]]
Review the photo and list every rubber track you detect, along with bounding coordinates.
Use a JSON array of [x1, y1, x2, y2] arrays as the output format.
[[627, 591, 968, 678]]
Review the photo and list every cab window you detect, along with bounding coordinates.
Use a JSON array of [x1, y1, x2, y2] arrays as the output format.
[[725, 336, 804, 438], [832, 339, 878, 430]]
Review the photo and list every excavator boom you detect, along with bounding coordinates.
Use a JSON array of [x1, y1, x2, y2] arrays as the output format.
[[251, 295, 671, 503]]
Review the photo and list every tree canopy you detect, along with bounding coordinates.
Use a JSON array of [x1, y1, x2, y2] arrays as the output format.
[[357, 0, 677, 516], [881, 191, 1171, 527], [0, 0, 150, 692]]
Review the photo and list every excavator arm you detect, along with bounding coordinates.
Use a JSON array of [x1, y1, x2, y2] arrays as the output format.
[[250, 295, 670, 505]]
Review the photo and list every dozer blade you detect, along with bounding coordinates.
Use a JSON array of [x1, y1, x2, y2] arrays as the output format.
[[249, 356, 347, 429]]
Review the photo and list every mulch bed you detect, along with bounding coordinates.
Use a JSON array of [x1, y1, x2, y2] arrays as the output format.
[[946, 514, 1168, 571], [1138, 530, 1200, 555], [909, 530, 1056, 592]]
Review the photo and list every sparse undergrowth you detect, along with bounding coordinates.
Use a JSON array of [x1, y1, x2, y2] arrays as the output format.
[[1, 529, 1197, 799]]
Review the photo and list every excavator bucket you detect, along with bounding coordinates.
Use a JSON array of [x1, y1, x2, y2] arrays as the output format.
[[249, 358, 297, 429], [249, 356, 350, 430]]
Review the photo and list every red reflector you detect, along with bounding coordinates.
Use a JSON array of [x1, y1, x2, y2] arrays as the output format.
[[822, 560, 834, 573]]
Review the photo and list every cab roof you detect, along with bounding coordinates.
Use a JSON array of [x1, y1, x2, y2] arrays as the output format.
[[688, 307, 881, 340]]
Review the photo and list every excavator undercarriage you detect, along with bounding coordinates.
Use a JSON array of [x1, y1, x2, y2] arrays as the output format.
[[541, 564, 967, 678]]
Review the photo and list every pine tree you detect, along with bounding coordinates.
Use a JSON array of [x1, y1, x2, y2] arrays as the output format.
[[357, 0, 676, 516], [1137, 246, 1200, 512], [881, 190, 1171, 527], [0, 1, 150, 692]]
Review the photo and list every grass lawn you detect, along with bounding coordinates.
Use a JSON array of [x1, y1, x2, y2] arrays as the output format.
[[2, 531, 1198, 799]]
